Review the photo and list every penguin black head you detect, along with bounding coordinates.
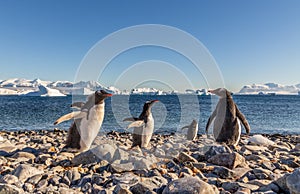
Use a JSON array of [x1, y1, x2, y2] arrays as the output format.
[[143, 100, 159, 111], [86, 90, 113, 105], [209, 88, 232, 98]]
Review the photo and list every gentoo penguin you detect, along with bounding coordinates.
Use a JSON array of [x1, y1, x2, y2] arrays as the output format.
[[54, 90, 112, 152], [123, 100, 159, 148], [205, 88, 250, 146], [181, 119, 198, 140]]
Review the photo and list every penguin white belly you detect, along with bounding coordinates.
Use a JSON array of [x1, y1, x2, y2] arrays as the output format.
[[234, 119, 242, 146], [133, 116, 154, 148], [79, 103, 105, 151], [187, 122, 198, 141]]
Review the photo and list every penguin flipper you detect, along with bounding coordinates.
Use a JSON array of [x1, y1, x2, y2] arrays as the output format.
[[205, 110, 217, 135], [181, 125, 190, 130], [235, 104, 251, 134], [123, 117, 139, 122], [71, 102, 85, 109], [126, 120, 145, 129], [54, 111, 86, 125]]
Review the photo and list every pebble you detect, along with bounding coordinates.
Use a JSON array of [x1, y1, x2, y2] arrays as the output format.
[[0, 130, 299, 194]]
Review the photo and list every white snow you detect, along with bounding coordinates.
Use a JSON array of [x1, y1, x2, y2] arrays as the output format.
[[248, 135, 274, 146], [23, 85, 66, 97], [238, 83, 300, 95], [0, 88, 19, 95], [130, 88, 164, 95]]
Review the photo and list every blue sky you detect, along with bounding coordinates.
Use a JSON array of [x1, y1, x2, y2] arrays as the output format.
[[0, 0, 299, 92]]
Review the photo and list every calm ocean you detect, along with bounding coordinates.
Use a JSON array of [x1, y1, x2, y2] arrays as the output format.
[[0, 95, 299, 134]]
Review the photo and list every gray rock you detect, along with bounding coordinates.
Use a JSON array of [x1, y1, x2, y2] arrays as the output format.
[[261, 161, 276, 171], [91, 173, 104, 185], [131, 156, 156, 170], [13, 164, 43, 182], [178, 152, 197, 163], [59, 187, 78, 194], [208, 152, 247, 169], [179, 167, 194, 176], [213, 166, 234, 179], [49, 175, 61, 186], [252, 168, 272, 180], [130, 183, 153, 194], [0, 174, 19, 184], [78, 174, 92, 187], [65, 169, 81, 184], [222, 182, 239, 193], [92, 143, 117, 163], [235, 187, 251, 194], [61, 175, 71, 186], [11, 152, 35, 160], [204, 145, 232, 160], [110, 161, 134, 173], [162, 176, 216, 194], [286, 168, 300, 194], [81, 182, 92, 193], [36, 179, 48, 189], [274, 173, 290, 193], [113, 148, 130, 161], [26, 174, 42, 185], [23, 183, 34, 192], [71, 150, 101, 166], [72, 143, 117, 165], [0, 183, 24, 194], [114, 184, 132, 194]]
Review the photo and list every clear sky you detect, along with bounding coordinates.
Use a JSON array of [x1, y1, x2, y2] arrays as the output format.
[[0, 0, 299, 92]]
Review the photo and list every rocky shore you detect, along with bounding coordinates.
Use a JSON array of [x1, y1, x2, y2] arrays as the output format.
[[0, 129, 300, 194]]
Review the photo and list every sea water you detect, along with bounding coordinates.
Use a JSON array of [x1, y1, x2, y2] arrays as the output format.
[[0, 95, 299, 134]]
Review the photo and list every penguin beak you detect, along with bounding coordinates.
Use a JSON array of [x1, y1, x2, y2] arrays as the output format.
[[96, 90, 113, 97], [151, 100, 159, 103], [103, 93, 113, 97], [208, 89, 214, 94]]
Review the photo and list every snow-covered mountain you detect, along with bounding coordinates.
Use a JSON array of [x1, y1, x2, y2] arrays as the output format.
[[22, 85, 66, 97], [238, 83, 300, 95], [4, 78, 297, 96]]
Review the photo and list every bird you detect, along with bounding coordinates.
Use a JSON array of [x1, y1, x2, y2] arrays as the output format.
[[181, 119, 198, 140], [123, 100, 159, 148], [54, 90, 112, 152], [206, 88, 250, 146]]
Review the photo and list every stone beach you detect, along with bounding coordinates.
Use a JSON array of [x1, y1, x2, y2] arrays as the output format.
[[0, 129, 300, 194]]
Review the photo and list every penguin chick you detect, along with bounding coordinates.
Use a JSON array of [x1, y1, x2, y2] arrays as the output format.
[[54, 90, 112, 152], [206, 88, 250, 146], [123, 100, 159, 148], [181, 119, 198, 140]]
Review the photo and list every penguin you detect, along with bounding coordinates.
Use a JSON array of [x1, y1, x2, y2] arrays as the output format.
[[181, 119, 198, 140], [205, 88, 250, 146], [54, 90, 112, 152], [123, 100, 159, 148]]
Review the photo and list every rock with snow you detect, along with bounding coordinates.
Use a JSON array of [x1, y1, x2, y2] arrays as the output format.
[[22, 85, 66, 97], [248, 135, 274, 146]]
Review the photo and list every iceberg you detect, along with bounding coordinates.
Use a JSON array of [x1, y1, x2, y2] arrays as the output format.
[[238, 83, 300, 95]]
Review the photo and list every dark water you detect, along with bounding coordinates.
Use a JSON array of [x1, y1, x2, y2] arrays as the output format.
[[0, 95, 299, 134]]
